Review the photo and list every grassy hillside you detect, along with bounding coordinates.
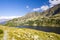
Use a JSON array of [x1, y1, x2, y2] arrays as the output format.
[[0, 25, 60, 40], [4, 15, 60, 27]]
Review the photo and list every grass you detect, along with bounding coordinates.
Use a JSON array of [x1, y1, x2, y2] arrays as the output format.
[[0, 25, 60, 40]]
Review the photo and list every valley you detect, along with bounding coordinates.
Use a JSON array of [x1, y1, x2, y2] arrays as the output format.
[[0, 1, 60, 40]]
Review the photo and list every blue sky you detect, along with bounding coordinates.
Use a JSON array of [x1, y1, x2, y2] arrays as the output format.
[[0, 0, 60, 18], [0, 0, 49, 16]]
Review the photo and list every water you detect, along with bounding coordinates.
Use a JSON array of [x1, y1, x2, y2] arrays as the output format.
[[16, 26, 60, 34]]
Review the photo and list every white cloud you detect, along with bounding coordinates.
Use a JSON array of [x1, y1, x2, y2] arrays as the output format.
[[32, 0, 60, 12], [33, 8, 40, 11], [0, 16, 21, 19], [49, 0, 60, 6], [32, 5, 49, 11], [41, 5, 49, 11], [40, 5, 49, 11]]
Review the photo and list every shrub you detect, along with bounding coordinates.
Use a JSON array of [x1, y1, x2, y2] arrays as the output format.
[[0, 29, 3, 34]]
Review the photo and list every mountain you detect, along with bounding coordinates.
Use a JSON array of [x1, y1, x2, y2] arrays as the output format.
[[0, 21, 6, 25], [4, 12, 42, 26], [0, 19, 10, 25], [44, 4, 60, 17], [4, 4, 60, 27], [0, 25, 60, 40]]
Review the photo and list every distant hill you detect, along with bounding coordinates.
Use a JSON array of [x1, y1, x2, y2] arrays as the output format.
[[0, 19, 10, 25], [0, 21, 6, 25], [4, 4, 60, 27]]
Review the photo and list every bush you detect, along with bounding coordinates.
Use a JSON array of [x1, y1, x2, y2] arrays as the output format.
[[0, 29, 3, 34]]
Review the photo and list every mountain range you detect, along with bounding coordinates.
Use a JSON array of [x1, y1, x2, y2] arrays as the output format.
[[4, 4, 60, 27], [0, 19, 10, 25]]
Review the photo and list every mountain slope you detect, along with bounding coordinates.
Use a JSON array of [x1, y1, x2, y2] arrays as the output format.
[[0, 25, 60, 40], [44, 4, 60, 17], [4, 4, 60, 27], [4, 12, 42, 26]]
